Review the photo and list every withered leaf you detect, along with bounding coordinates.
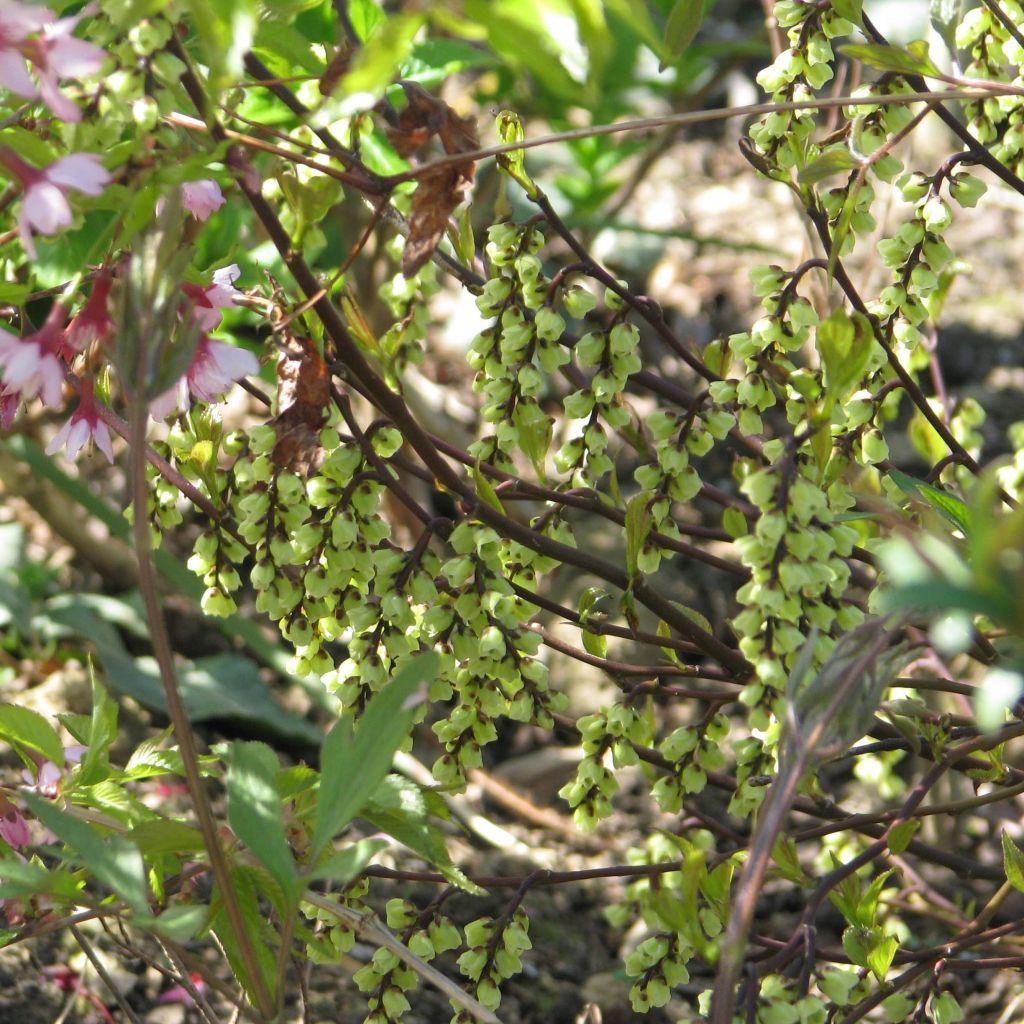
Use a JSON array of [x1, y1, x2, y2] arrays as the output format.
[[272, 332, 331, 474], [402, 162, 473, 277], [384, 83, 479, 277], [386, 82, 479, 158]]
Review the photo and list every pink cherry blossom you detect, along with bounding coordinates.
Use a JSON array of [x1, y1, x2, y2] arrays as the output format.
[[0, 1, 106, 122], [181, 179, 225, 221], [44, 377, 113, 462], [150, 333, 259, 419], [0, 148, 110, 257], [181, 263, 240, 331], [0, 303, 67, 407], [66, 268, 113, 350]]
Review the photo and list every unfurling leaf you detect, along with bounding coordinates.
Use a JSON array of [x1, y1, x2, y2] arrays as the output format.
[[495, 110, 537, 199]]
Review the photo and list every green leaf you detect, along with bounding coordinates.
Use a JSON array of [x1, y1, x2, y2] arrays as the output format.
[[0, 705, 64, 768], [0, 283, 30, 304], [228, 742, 297, 901], [798, 147, 861, 185], [330, 11, 426, 112], [130, 819, 206, 857], [78, 663, 118, 786], [886, 819, 919, 855], [306, 838, 388, 884], [23, 793, 149, 912], [146, 904, 209, 942], [0, 858, 82, 901], [472, 462, 506, 515], [312, 653, 437, 860], [185, 0, 258, 92], [815, 308, 872, 405], [887, 470, 972, 536], [624, 490, 654, 579], [348, 0, 386, 42], [661, 0, 706, 70], [605, 0, 667, 60], [363, 775, 485, 895], [865, 933, 899, 981], [841, 41, 940, 79], [1003, 831, 1024, 892]]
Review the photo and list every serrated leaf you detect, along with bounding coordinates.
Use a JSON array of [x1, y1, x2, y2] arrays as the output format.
[[0, 705, 64, 768], [841, 41, 940, 78], [1003, 831, 1024, 892], [23, 793, 149, 912], [363, 785, 485, 895], [228, 742, 297, 901], [312, 654, 437, 860]]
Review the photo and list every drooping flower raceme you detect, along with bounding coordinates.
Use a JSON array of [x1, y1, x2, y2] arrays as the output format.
[[0, 0, 106, 122], [45, 377, 114, 462], [181, 179, 225, 221], [0, 148, 110, 257], [0, 302, 68, 408]]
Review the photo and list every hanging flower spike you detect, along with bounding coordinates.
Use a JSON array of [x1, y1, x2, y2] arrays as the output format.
[[0, 1, 106, 123], [181, 179, 225, 222], [0, 148, 110, 257], [44, 377, 113, 462], [181, 263, 240, 331], [66, 268, 113, 350], [0, 302, 67, 407], [150, 333, 259, 419]]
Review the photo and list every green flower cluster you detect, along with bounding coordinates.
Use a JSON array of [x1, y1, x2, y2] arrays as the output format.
[[557, 702, 650, 830], [749, 2, 857, 170], [957, 2, 1024, 168], [454, 909, 532, 1018], [353, 899, 463, 1023], [650, 712, 729, 811], [468, 223, 567, 473]]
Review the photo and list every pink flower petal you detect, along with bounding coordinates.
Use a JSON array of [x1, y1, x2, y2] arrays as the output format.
[[0, 0, 53, 36], [0, 50, 37, 97], [44, 415, 72, 456], [22, 179, 71, 233], [181, 179, 225, 221], [42, 32, 105, 79], [46, 153, 109, 195], [35, 68, 80, 121], [91, 418, 113, 462]]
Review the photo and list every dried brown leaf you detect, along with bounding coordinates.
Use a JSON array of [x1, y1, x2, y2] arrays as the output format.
[[402, 162, 472, 277], [272, 332, 331, 473]]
